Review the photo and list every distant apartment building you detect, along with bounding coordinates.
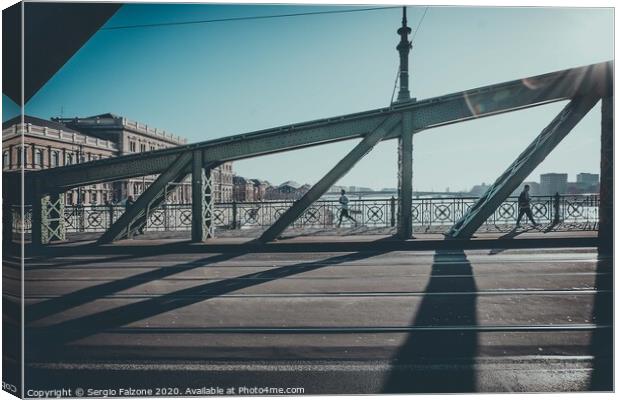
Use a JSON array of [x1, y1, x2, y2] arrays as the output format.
[[231, 178, 312, 201], [576, 173, 599, 186], [2, 113, 233, 205], [265, 181, 312, 200], [265, 181, 302, 200], [233, 176, 255, 202], [540, 173, 568, 195], [569, 173, 600, 194], [250, 179, 270, 201]]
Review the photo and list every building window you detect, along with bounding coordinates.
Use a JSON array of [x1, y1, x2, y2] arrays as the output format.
[[3, 151, 8, 168], [66, 153, 73, 165], [51, 151, 59, 167], [91, 191, 98, 204], [34, 149, 43, 167], [130, 141, 136, 152], [140, 143, 146, 152]]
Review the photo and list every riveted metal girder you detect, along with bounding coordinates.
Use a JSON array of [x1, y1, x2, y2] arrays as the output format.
[[259, 114, 403, 243], [447, 94, 601, 239], [599, 94, 613, 251], [125, 170, 191, 239], [397, 112, 414, 239], [25, 61, 612, 195], [97, 153, 193, 244], [191, 151, 215, 242]]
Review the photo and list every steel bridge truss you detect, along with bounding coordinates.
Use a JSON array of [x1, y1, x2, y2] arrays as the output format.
[[448, 94, 601, 238], [9, 61, 612, 245]]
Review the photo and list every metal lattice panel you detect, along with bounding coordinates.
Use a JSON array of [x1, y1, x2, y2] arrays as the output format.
[[41, 194, 65, 243], [202, 168, 215, 239]]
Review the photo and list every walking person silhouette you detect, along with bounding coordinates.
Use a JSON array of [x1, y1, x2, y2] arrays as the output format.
[[337, 189, 357, 227], [516, 184, 539, 228]]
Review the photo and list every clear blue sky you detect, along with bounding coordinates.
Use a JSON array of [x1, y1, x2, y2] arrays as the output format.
[[3, 4, 613, 191]]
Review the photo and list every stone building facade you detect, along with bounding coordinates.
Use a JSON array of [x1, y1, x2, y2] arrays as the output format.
[[3, 114, 234, 205], [55, 113, 233, 203], [2, 115, 117, 205]]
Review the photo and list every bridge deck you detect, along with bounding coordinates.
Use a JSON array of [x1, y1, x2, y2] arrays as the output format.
[[5, 231, 611, 393]]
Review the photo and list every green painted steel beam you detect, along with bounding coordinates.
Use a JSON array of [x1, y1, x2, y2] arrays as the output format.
[[447, 94, 601, 239], [258, 114, 402, 243], [97, 153, 192, 244], [24, 61, 612, 194], [396, 112, 413, 239], [598, 94, 613, 252]]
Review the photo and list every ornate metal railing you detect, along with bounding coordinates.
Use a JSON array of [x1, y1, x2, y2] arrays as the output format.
[[11, 194, 598, 235]]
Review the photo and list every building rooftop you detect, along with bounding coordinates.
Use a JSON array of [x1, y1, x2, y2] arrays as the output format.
[[3, 115, 80, 134], [279, 180, 301, 189], [52, 113, 188, 145]]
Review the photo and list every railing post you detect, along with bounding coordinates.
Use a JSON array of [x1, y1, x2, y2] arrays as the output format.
[[232, 201, 238, 229], [191, 151, 204, 242], [31, 183, 43, 247], [553, 193, 560, 224], [108, 203, 114, 229], [390, 196, 396, 227], [164, 204, 169, 231], [78, 202, 85, 232]]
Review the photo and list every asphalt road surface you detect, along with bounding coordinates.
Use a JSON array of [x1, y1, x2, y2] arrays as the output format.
[[5, 245, 613, 394]]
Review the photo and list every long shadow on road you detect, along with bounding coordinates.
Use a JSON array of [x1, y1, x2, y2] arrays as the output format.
[[383, 249, 479, 393], [25, 252, 244, 323], [25, 249, 390, 362]]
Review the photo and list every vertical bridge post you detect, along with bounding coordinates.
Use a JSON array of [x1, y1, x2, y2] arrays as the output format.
[[31, 186, 65, 246], [397, 112, 414, 239], [599, 94, 613, 252], [191, 150, 214, 242]]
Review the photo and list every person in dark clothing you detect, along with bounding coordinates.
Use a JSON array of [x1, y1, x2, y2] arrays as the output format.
[[516, 184, 539, 228], [337, 189, 357, 227], [124, 196, 144, 235], [125, 196, 135, 210]]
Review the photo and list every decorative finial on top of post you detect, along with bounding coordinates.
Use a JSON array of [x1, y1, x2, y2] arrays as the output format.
[[396, 6, 413, 103]]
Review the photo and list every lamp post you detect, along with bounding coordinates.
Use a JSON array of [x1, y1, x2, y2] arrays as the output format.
[[396, 7, 412, 103]]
